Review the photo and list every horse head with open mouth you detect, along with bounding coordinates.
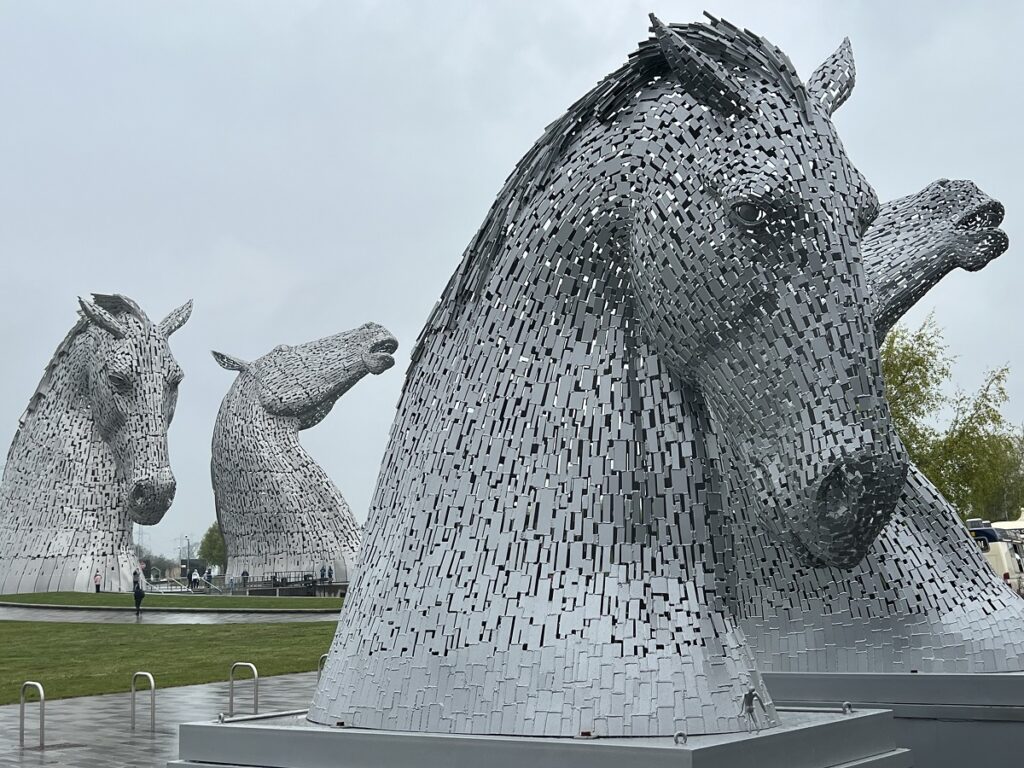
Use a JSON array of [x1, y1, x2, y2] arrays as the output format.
[[212, 322, 398, 582]]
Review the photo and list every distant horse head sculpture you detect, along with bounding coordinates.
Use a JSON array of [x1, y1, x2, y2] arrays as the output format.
[[78, 295, 190, 523], [865, 178, 1009, 336], [311, 15, 906, 737], [211, 322, 397, 582], [214, 322, 397, 426], [0, 294, 190, 593]]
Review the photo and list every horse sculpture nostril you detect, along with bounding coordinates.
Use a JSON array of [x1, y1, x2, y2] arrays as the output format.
[[955, 200, 1005, 231], [129, 472, 177, 514], [798, 453, 907, 567], [817, 463, 854, 521]]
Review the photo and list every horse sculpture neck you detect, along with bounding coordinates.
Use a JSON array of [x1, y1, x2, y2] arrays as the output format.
[[0, 325, 136, 594]]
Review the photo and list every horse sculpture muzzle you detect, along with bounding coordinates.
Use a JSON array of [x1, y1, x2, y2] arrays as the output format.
[[361, 324, 399, 375], [698, 275, 909, 569], [127, 468, 176, 525], [790, 451, 907, 567]]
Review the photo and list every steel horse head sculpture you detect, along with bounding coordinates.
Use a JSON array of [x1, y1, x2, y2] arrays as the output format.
[[211, 322, 398, 584], [0, 294, 191, 593], [311, 15, 914, 737]]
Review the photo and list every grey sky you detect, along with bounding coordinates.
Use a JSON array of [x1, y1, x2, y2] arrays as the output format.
[[1, 1, 1021, 557]]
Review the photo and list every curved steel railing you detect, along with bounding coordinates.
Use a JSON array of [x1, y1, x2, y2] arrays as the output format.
[[130, 671, 156, 732], [228, 662, 259, 717], [19, 681, 44, 748]]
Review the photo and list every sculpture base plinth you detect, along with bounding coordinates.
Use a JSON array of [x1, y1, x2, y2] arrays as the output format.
[[765, 671, 1024, 768], [169, 708, 909, 768]]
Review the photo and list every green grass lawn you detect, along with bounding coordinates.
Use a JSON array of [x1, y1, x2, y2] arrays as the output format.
[[0, 591, 342, 610], [0, 620, 336, 705]]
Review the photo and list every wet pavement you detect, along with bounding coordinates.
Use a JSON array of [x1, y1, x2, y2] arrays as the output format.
[[0, 605, 335, 624], [0, 671, 318, 767]]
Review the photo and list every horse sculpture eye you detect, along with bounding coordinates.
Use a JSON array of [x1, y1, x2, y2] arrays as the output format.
[[108, 372, 132, 394], [730, 201, 767, 228]]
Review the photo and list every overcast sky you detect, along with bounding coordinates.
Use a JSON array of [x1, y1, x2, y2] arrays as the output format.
[[1, 1, 1021, 557]]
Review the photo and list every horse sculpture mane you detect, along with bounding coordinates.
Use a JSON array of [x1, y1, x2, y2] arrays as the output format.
[[414, 14, 807, 364], [9, 295, 145, 458]]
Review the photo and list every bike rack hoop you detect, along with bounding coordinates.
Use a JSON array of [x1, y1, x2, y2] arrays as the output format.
[[19, 681, 44, 749], [228, 661, 259, 717], [130, 671, 156, 732]]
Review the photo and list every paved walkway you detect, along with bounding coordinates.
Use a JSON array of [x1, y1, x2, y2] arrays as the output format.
[[0, 671, 318, 767], [0, 605, 334, 624]]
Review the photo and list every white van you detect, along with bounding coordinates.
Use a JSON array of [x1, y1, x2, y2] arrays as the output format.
[[969, 523, 1024, 596]]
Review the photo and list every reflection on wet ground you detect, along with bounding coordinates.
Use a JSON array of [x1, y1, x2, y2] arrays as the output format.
[[0, 605, 334, 624], [0, 671, 317, 767]]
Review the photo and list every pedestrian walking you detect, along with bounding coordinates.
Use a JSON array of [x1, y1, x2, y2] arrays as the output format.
[[133, 581, 145, 615], [320, 564, 327, 583], [241, 569, 249, 589], [327, 565, 334, 582], [191, 568, 200, 591], [93, 571, 101, 593], [132, 569, 140, 589]]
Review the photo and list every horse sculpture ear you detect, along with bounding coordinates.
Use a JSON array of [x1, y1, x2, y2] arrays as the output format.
[[158, 299, 193, 337], [78, 296, 126, 339], [211, 350, 249, 372], [649, 14, 748, 115], [806, 38, 856, 116]]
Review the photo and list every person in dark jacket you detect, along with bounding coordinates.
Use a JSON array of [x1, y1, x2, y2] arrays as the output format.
[[133, 582, 145, 615]]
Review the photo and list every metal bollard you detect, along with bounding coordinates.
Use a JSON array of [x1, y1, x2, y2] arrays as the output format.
[[19, 681, 44, 749], [228, 662, 259, 717], [130, 672, 156, 732], [317, 653, 328, 680]]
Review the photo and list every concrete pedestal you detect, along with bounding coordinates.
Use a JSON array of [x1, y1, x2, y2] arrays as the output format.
[[764, 671, 1024, 768], [169, 707, 910, 768]]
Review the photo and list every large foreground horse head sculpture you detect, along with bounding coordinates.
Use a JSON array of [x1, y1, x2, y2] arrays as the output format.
[[312, 15, 905, 737], [631, 20, 905, 567], [0, 294, 190, 593], [211, 322, 398, 582]]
